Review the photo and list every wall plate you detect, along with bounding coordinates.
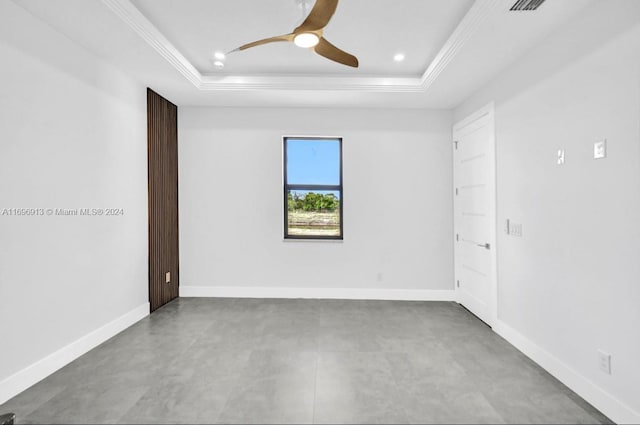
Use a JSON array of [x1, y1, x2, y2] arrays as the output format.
[[598, 350, 612, 374], [594, 140, 607, 159], [557, 149, 565, 165]]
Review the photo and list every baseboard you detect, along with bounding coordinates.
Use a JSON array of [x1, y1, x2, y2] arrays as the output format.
[[180, 286, 455, 301], [0, 302, 149, 405], [494, 320, 640, 424]]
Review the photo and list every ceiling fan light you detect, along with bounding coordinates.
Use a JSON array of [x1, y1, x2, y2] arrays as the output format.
[[294, 33, 320, 48]]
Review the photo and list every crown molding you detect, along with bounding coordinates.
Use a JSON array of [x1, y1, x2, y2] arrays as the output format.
[[102, 0, 501, 94], [420, 0, 501, 89], [101, 0, 202, 87], [198, 75, 425, 92]]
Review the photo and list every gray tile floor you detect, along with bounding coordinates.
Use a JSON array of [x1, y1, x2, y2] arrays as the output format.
[[2, 298, 611, 424]]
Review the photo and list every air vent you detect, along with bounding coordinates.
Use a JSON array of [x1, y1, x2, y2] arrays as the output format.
[[510, 0, 546, 11]]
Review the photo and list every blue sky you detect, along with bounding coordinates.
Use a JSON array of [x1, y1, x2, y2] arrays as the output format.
[[286, 138, 340, 185]]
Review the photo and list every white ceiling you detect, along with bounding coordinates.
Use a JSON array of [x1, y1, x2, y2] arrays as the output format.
[[130, 0, 474, 77], [12, 0, 595, 109]]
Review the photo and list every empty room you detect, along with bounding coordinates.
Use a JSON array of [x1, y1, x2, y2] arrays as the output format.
[[0, 0, 639, 424]]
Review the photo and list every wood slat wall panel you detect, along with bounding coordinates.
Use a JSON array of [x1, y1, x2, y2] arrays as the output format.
[[147, 88, 179, 312]]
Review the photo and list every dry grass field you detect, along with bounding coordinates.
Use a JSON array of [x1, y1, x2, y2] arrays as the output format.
[[287, 210, 340, 236]]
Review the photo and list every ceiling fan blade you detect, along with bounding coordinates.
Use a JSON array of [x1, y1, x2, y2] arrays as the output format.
[[235, 34, 294, 51], [314, 37, 359, 68], [294, 0, 339, 33]]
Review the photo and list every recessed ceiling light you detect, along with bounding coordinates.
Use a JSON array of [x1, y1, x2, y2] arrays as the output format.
[[394, 53, 405, 62], [213, 61, 224, 69], [294, 33, 320, 48], [214, 51, 226, 61]]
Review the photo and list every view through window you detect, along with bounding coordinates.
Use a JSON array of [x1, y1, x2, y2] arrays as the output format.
[[284, 137, 343, 239]]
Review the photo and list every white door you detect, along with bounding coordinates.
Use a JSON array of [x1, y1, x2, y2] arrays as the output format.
[[453, 103, 497, 327]]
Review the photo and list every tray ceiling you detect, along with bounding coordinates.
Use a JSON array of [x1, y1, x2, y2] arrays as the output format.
[[10, 0, 596, 108], [130, 0, 474, 77]]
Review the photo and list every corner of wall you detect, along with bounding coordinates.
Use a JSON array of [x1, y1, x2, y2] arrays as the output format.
[[0, 303, 149, 405]]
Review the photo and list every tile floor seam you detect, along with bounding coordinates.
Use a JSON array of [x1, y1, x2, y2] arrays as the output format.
[[380, 350, 415, 425], [212, 349, 256, 424], [311, 350, 319, 424]]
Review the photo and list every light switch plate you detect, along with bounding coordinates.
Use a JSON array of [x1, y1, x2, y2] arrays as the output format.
[[598, 350, 611, 374], [594, 140, 607, 159], [165, 271, 171, 284], [557, 149, 565, 165]]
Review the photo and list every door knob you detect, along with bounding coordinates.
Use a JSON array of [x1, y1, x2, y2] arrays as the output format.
[[477, 243, 490, 250]]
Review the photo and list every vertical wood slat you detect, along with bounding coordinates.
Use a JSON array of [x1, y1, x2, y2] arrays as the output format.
[[147, 88, 179, 312]]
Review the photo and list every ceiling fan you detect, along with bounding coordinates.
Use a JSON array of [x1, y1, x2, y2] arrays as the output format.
[[230, 0, 359, 68]]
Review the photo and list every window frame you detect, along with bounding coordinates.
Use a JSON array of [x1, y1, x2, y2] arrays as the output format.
[[283, 136, 343, 240]]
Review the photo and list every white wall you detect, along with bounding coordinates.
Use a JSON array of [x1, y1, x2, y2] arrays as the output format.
[[455, 1, 640, 422], [0, 1, 148, 402], [179, 107, 453, 297]]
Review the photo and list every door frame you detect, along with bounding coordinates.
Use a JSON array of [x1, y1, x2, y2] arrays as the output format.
[[452, 102, 498, 327]]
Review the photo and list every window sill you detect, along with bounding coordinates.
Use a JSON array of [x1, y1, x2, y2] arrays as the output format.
[[282, 238, 344, 243]]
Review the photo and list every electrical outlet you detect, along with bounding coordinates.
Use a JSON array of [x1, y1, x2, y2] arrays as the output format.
[[594, 140, 607, 159], [597, 350, 611, 375]]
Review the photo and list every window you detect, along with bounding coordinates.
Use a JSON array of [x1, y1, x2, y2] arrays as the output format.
[[284, 137, 343, 240]]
